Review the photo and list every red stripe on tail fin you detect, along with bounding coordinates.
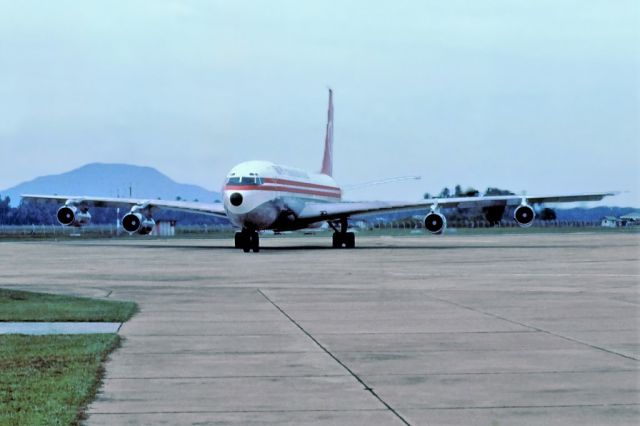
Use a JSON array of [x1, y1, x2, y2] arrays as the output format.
[[321, 89, 333, 176]]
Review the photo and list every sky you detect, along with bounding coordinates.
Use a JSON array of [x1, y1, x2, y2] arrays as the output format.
[[1, 0, 638, 206]]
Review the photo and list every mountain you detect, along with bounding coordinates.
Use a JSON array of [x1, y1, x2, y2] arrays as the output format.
[[0, 163, 221, 207]]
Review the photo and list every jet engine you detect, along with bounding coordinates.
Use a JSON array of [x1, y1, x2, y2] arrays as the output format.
[[424, 212, 446, 235], [56, 205, 91, 227], [514, 204, 535, 227], [122, 212, 155, 235]]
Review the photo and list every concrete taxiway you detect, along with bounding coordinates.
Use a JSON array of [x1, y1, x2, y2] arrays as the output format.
[[0, 232, 638, 425]]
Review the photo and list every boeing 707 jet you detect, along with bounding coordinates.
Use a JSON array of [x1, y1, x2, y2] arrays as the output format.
[[22, 90, 615, 252]]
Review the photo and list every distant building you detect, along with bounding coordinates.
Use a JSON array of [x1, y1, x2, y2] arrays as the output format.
[[620, 212, 640, 225], [601, 216, 622, 228], [154, 220, 176, 236], [601, 212, 640, 228]]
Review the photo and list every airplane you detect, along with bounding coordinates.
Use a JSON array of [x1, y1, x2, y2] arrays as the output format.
[[22, 90, 616, 253]]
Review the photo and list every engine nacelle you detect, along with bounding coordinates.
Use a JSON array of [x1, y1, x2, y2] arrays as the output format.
[[56, 205, 91, 227], [424, 212, 447, 235], [514, 204, 535, 227], [122, 212, 155, 235]]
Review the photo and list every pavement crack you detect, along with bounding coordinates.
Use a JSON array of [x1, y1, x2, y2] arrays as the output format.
[[426, 294, 639, 362], [258, 289, 411, 426]]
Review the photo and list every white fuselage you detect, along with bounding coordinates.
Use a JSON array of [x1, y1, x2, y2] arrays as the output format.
[[222, 160, 341, 231]]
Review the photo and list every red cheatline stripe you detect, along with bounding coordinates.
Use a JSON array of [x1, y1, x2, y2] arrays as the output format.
[[223, 185, 341, 198], [262, 178, 340, 191]]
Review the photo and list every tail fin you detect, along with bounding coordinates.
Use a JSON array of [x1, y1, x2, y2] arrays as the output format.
[[321, 89, 334, 176]]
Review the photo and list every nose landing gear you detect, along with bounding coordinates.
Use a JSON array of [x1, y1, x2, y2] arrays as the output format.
[[235, 229, 260, 253]]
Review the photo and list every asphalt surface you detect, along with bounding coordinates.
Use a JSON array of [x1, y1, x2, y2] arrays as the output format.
[[0, 232, 638, 425]]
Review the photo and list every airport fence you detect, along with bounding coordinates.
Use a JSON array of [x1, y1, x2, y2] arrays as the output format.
[[367, 219, 603, 230], [0, 223, 235, 240], [0, 224, 120, 239], [0, 220, 618, 240]]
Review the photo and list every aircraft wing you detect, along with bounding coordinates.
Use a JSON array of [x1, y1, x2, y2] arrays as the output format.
[[21, 194, 227, 217], [297, 192, 616, 223]]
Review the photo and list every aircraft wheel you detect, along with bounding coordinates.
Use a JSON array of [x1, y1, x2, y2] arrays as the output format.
[[238, 230, 250, 252], [345, 232, 355, 248], [332, 233, 342, 248], [251, 232, 260, 253]]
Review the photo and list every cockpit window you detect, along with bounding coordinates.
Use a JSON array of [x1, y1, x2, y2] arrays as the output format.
[[226, 176, 263, 186]]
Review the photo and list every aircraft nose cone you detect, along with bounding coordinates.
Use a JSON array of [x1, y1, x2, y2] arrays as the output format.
[[230, 192, 243, 206]]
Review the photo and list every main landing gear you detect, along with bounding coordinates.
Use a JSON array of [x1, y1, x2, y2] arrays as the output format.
[[329, 217, 355, 248], [235, 229, 260, 253]]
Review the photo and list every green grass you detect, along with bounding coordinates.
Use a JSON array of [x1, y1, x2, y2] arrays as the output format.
[[0, 334, 119, 426], [0, 289, 137, 425], [0, 289, 138, 322]]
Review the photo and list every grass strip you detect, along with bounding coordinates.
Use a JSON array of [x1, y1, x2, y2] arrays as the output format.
[[0, 334, 119, 426], [0, 289, 137, 322]]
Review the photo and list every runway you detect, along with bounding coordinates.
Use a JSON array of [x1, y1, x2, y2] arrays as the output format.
[[1, 232, 638, 425]]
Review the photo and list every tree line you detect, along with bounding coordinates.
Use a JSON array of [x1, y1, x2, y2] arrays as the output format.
[[423, 185, 515, 200], [422, 185, 556, 224], [0, 196, 229, 226]]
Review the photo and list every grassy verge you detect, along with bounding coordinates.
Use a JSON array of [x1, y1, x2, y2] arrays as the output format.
[[0, 288, 138, 322], [0, 334, 119, 426], [0, 289, 137, 425]]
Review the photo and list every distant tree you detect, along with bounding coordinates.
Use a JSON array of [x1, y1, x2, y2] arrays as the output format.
[[483, 206, 506, 226], [423, 192, 432, 199], [0, 196, 10, 223], [9, 200, 48, 225], [539, 208, 556, 221], [437, 187, 451, 198], [484, 187, 515, 196], [461, 187, 480, 197], [435, 185, 482, 199]]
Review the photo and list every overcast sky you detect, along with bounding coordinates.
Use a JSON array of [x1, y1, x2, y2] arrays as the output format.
[[1, 0, 638, 206]]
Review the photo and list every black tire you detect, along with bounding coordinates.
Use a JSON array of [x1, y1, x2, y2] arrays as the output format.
[[332, 233, 342, 248], [345, 232, 355, 248], [251, 232, 260, 253], [240, 230, 251, 253], [234, 232, 243, 249]]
